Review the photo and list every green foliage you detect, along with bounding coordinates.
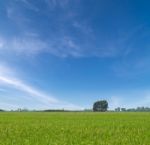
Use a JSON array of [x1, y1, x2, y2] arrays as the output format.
[[0, 112, 150, 145], [93, 100, 108, 112]]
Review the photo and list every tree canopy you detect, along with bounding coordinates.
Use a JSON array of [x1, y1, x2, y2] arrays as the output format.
[[93, 100, 108, 112]]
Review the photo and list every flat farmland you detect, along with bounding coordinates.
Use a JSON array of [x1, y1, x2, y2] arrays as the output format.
[[0, 112, 150, 145]]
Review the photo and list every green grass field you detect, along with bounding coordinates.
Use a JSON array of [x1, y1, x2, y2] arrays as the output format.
[[0, 112, 150, 145]]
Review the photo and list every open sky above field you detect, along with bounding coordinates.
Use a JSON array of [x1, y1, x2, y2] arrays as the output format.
[[0, 0, 150, 110]]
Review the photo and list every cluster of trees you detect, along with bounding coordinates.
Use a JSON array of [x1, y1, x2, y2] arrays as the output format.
[[92, 100, 150, 112], [115, 107, 150, 112]]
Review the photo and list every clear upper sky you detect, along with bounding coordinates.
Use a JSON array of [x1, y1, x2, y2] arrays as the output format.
[[0, 0, 150, 110]]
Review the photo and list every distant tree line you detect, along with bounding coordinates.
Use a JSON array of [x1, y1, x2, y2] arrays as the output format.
[[92, 99, 150, 112], [115, 107, 150, 112], [1, 99, 150, 112], [0, 109, 4, 112], [44, 109, 65, 112]]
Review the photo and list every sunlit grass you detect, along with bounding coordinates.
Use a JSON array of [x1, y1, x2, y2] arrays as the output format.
[[0, 112, 150, 145]]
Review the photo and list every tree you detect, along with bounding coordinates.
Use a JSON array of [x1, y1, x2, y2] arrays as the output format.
[[93, 100, 108, 112], [115, 107, 121, 112], [121, 108, 126, 112], [0, 109, 4, 112]]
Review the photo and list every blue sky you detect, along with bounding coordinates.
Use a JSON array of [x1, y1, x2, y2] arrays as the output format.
[[0, 0, 150, 110]]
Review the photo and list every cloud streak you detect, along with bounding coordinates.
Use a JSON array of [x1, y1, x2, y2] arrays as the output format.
[[0, 76, 58, 104], [3, 0, 148, 59], [2, 0, 131, 58], [0, 65, 83, 110], [0, 67, 58, 105], [0, 35, 83, 57], [0, 33, 130, 58]]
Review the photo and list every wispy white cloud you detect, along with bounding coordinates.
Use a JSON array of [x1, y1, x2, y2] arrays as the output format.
[[0, 35, 82, 57], [0, 65, 58, 105], [48, 36, 82, 57], [0, 34, 128, 58], [0, 64, 83, 110], [3, 1, 96, 58], [0, 76, 58, 104], [3, 0, 136, 58], [12, 37, 47, 55], [0, 35, 48, 56]]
